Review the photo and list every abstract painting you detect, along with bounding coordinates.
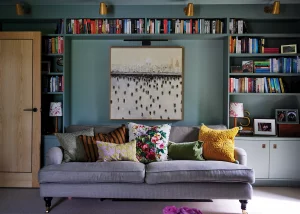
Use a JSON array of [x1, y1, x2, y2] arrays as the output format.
[[110, 47, 183, 120]]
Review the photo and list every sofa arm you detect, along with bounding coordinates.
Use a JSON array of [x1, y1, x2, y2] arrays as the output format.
[[46, 147, 63, 166], [234, 147, 247, 166]]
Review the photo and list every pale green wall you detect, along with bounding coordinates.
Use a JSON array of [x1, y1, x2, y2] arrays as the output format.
[[70, 39, 223, 125]]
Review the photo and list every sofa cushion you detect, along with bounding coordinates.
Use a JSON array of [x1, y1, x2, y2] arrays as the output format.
[[199, 125, 239, 162], [55, 128, 94, 162], [39, 161, 145, 184], [145, 160, 254, 184], [128, 122, 171, 163]]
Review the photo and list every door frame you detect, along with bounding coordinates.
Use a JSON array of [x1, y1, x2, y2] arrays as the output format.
[[0, 32, 41, 187]]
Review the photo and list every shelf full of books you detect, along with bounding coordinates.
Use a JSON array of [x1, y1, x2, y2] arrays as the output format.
[[146, 18, 225, 34], [43, 36, 64, 54], [231, 57, 300, 74], [42, 76, 64, 93], [67, 18, 145, 34], [229, 77, 286, 93]]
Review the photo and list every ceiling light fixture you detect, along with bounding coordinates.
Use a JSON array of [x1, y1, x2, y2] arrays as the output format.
[[99, 2, 108, 15], [184, 3, 194, 17], [264, 1, 280, 15]]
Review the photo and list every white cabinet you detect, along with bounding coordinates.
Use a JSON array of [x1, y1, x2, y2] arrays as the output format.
[[235, 137, 300, 181], [269, 140, 300, 179], [235, 140, 269, 179]]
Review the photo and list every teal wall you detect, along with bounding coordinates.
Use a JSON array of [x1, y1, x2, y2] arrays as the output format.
[[70, 39, 223, 126], [1, 4, 300, 126]]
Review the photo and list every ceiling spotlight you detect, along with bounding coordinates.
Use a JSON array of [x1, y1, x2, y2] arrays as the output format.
[[99, 2, 108, 15], [264, 1, 280, 15], [184, 3, 194, 17], [16, 2, 31, 16]]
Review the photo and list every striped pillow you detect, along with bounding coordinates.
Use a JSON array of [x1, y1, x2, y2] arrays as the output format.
[[78, 135, 98, 162], [96, 125, 126, 144], [79, 125, 127, 162]]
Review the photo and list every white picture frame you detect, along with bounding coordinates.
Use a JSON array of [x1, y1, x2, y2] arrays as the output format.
[[253, 119, 276, 136], [110, 47, 184, 120], [280, 44, 297, 54]]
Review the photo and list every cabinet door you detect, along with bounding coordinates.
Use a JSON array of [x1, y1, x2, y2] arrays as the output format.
[[270, 140, 300, 179], [235, 140, 269, 179]]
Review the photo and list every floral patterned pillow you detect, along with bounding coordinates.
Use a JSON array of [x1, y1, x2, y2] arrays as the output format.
[[128, 122, 171, 163]]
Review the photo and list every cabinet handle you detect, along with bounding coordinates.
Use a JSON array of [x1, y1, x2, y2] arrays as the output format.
[[273, 144, 277, 149], [262, 144, 266, 148]]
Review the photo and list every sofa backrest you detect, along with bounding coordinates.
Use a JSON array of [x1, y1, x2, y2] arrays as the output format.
[[66, 124, 227, 143]]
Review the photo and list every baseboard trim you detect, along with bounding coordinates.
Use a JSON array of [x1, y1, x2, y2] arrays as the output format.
[[253, 179, 300, 187]]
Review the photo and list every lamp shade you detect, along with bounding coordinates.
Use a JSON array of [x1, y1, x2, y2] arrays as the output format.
[[229, 102, 244, 118], [49, 102, 62, 117]]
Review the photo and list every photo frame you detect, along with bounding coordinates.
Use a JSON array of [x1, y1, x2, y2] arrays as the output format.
[[275, 109, 299, 124], [41, 61, 51, 74], [253, 119, 276, 136], [281, 44, 297, 54], [110, 47, 183, 120], [230, 66, 242, 73]]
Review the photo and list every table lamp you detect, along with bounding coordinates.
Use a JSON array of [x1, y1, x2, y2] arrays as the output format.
[[229, 102, 244, 128], [49, 102, 62, 133]]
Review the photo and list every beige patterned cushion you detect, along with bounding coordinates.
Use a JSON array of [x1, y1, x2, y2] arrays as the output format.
[[96, 140, 138, 162]]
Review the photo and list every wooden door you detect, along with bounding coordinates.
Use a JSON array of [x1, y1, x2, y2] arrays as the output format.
[[270, 140, 300, 179], [235, 139, 270, 179], [0, 32, 41, 187]]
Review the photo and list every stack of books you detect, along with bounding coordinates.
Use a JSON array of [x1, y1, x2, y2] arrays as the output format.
[[264, 48, 279, 53], [254, 61, 270, 73]]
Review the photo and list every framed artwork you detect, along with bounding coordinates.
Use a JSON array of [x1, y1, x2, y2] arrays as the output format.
[[281, 44, 297, 54], [110, 47, 183, 120], [41, 61, 51, 74], [242, 60, 253, 73], [275, 109, 299, 124], [253, 119, 276, 136]]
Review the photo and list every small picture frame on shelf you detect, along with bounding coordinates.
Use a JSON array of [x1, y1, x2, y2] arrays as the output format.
[[275, 109, 299, 124], [231, 66, 242, 73], [253, 119, 276, 136], [242, 60, 253, 73], [281, 44, 297, 54], [41, 61, 51, 74]]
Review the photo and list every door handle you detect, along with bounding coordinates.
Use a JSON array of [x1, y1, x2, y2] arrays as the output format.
[[23, 108, 38, 112]]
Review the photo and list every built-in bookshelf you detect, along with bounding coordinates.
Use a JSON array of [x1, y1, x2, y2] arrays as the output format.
[[227, 18, 300, 128], [1, 16, 300, 133]]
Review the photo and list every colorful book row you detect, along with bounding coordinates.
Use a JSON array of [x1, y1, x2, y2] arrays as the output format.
[[146, 19, 224, 34], [229, 37, 265, 53], [43, 37, 64, 54], [67, 19, 145, 34], [43, 76, 64, 93], [229, 77, 285, 93]]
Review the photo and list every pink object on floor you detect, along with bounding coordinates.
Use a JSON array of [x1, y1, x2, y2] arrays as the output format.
[[163, 206, 202, 214]]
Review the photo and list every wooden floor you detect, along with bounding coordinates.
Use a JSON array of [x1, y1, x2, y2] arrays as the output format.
[[0, 187, 299, 214]]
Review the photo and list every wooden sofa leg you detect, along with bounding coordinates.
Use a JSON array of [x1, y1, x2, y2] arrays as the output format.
[[239, 200, 248, 214], [44, 197, 53, 213]]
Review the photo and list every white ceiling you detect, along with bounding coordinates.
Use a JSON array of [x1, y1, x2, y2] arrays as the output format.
[[0, 0, 300, 5]]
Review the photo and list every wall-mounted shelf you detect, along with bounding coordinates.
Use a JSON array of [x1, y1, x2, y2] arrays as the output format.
[[229, 93, 300, 96], [229, 73, 300, 76], [229, 54, 300, 57]]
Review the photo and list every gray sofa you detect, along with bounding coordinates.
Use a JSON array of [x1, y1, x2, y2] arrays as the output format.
[[39, 125, 255, 213]]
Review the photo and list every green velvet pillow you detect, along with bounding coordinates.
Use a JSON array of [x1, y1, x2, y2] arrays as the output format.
[[168, 141, 205, 161], [55, 128, 94, 162]]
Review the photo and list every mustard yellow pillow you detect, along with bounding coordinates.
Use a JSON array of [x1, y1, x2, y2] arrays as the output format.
[[198, 125, 239, 162]]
